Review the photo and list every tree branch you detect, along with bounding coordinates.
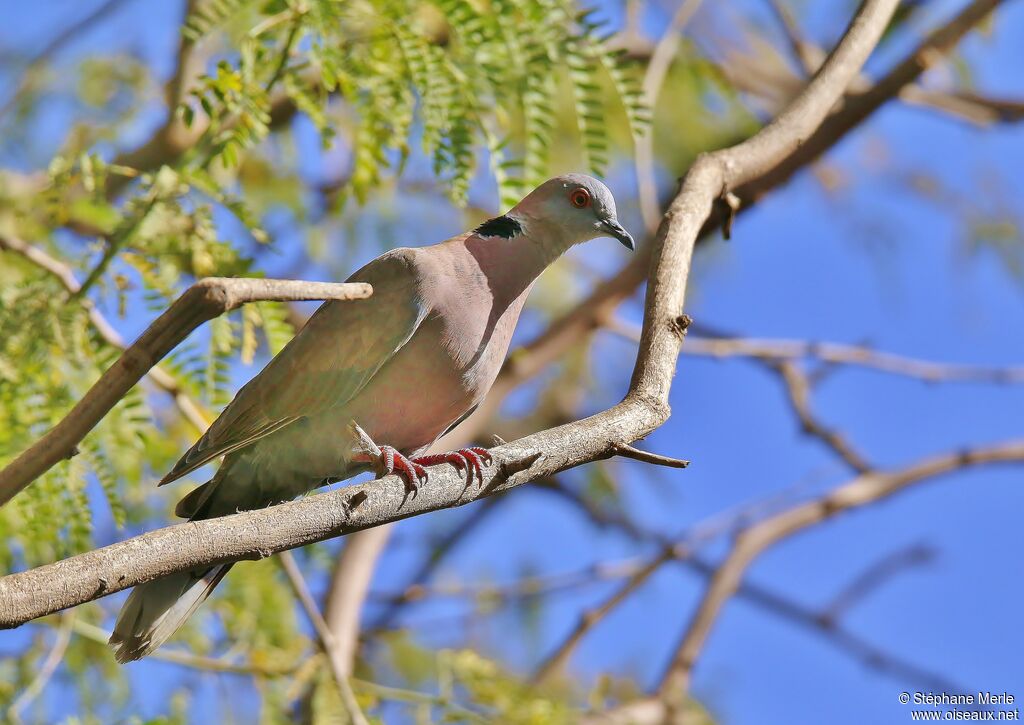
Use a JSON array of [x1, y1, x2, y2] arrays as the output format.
[[656, 438, 1024, 704], [608, 318, 1024, 383], [774, 360, 873, 473], [532, 543, 676, 685], [734, 0, 1005, 204], [682, 334, 1024, 384], [7, 611, 75, 724], [0, 0, 900, 627], [0, 276, 372, 506], [278, 550, 369, 725], [0, 0, 134, 119], [546, 481, 973, 713]]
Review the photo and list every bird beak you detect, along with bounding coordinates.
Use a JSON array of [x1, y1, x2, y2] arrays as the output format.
[[600, 218, 635, 251]]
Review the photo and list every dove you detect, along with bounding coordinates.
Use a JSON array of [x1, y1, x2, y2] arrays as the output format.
[[109, 173, 635, 662]]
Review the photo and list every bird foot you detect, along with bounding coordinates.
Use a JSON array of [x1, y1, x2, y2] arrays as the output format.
[[376, 446, 428, 497], [412, 447, 492, 487], [372, 442, 493, 496]]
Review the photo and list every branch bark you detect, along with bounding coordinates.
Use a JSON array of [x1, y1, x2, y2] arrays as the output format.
[[0, 0, 900, 628], [0, 277, 372, 506]]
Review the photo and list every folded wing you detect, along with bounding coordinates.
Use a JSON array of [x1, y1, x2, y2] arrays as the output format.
[[158, 249, 427, 486]]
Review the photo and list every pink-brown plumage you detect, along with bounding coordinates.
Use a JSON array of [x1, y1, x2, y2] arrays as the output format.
[[110, 173, 634, 662]]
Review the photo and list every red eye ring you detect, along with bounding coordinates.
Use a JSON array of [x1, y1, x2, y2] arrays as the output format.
[[570, 188, 591, 208]]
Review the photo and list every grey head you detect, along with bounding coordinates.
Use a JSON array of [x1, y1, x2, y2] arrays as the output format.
[[495, 173, 635, 251]]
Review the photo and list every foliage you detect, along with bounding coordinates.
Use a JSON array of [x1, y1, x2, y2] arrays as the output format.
[[0, 0, 756, 721], [179, 0, 647, 207]]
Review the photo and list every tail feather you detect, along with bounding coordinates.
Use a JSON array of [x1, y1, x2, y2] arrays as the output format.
[[108, 563, 233, 663]]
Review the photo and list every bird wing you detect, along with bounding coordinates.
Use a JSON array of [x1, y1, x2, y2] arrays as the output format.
[[158, 249, 428, 486]]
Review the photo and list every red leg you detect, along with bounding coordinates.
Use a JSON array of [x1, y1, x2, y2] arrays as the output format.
[[413, 447, 493, 486], [377, 446, 428, 495]]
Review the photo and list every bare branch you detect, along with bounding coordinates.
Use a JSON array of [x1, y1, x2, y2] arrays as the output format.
[[7, 612, 75, 724], [609, 443, 690, 469], [532, 544, 676, 685], [0, 0, 900, 627], [681, 334, 1024, 384], [609, 317, 1024, 383], [278, 551, 369, 725], [657, 439, 1024, 703], [775, 360, 872, 473], [0, 275, 372, 506], [819, 543, 936, 623], [763, 0, 819, 74]]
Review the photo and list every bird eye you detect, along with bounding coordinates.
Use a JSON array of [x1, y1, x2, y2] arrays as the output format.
[[569, 188, 591, 208]]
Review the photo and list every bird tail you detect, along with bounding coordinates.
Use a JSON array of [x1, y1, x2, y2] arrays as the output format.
[[108, 563, 233, 663]]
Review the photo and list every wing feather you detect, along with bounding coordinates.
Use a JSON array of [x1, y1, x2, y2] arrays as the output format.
[[159, 249, 427, 486]]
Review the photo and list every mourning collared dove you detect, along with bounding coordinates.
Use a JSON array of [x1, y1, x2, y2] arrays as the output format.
[[109, 174, 634, 662]]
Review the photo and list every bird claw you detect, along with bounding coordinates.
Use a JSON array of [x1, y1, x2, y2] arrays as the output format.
[[412, 447, 492, 487], [378, 446, 428, 497], [375, 445, 493, 494]]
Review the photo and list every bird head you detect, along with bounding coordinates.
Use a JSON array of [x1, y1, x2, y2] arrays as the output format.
[[510, 174, 635, 252]]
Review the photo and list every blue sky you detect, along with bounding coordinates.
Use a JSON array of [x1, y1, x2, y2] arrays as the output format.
[[1, 1, 1023, 723]]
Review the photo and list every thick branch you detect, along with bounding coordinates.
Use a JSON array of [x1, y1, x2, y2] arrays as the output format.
[[734, 0, 1004, 203], [0, 277, 372, 506], [432, 0, 1002, 459], [0, 0, 898, 627]]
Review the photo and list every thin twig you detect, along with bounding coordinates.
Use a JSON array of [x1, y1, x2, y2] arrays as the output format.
[[819, 543, 936, 623], [278, 551, 369, 725], [8, 611, 75, 723], [531, 545, 676, 685], [685, 334, 1024, 384], [763, 0, 819, 73], [607, 316, 1024, 385], [610, 443, 689, 469], [775, 360, 872, 473]]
